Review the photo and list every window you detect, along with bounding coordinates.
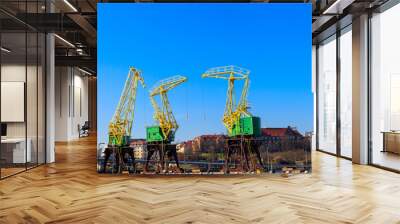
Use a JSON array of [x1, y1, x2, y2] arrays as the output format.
[[317, 35, 337, 154], [339, 26, 352, 158], [371, 3, 400, 171]]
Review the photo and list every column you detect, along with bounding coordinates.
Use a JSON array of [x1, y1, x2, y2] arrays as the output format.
[[352, 14, 369, 164]]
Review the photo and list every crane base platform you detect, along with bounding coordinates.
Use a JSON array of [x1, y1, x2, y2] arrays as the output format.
[[224, 136, 265, 174], [144, 141, 183, 173], [100, 146, 136, 174]]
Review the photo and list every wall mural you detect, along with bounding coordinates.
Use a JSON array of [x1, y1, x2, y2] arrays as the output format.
[[97, 3, 312, 175]]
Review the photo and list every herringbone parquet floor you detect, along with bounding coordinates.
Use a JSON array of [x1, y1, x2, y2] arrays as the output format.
[[1, 135, 400, 224]]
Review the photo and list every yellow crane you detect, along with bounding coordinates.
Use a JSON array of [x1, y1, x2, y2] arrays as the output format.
[[202, 65, 252, 136], [147, 75, 187, 142], [108, 67, 145, 146]]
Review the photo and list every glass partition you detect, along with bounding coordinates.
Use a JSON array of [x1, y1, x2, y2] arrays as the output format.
[[371, 3, 400, 171], [1, 30, 28, 177], [0, 1, 46, 179], [317, 35, 337, 154]]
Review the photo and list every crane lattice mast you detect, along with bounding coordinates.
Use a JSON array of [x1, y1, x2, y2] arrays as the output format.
[[149, 75, 187, 141], [108, 67, 145, 146], [202, 65, 252, 134]]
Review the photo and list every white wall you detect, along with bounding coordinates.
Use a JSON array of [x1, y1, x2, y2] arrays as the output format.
[[1, 64, 25, 131], [72, 72, 89, 138], [1, 63, 46, 163], [55, 66, 69, 141], [1, 65, 37, 138], [1, 65, 26, 141], [55, 67, 89, 141]]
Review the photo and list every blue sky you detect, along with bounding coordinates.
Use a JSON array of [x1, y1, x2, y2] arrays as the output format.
[[98, 3, 312, 143]]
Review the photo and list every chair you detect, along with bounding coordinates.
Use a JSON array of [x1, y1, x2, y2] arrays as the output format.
[[79, 121, 90, 138]]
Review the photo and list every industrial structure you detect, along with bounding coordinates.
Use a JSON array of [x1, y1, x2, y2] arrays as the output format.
[[201, 66, 261, 136], [202, 66, 263, 173], [98, 66, 309, 174], [145, 75, 187, 173], [101, 67, 145, 173]]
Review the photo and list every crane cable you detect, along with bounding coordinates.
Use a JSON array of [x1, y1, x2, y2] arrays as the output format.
[[201, 79, 206, 121], [185, 80, 189, 121]]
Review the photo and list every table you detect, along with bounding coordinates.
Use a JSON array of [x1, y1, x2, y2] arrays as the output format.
[[382, 131, 400, 154]]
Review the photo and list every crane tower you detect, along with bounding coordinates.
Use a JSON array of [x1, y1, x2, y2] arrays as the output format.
[[108, 67, 145, 146], [201, 65, 260, 137], [147, 75, 187, 143]]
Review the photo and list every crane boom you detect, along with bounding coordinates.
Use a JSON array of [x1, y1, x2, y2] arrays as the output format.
[[149, 75, 187, 141], [202, 65, 252, 134], [108, 67, 145, 146]]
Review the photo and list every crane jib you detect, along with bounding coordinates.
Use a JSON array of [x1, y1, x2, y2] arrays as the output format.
[[201, 65, 256, 137], [108, 67, 145, 147], [147, 75, 187, 142]]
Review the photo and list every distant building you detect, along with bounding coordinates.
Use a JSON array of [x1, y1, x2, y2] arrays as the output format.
[[260, 126, 307, 152], [177, 140, 194, 161], [129, 139, 147, 160], [176, 134, 226, 161], [177, 140, 193, 154], [261, 126, 304, 142], [192, 134, 226, 153]]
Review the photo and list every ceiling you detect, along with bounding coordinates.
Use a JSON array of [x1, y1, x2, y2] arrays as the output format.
[[0, 0, 97, 74], [0, 0, 395, 75], [311, 0, 391, 44]]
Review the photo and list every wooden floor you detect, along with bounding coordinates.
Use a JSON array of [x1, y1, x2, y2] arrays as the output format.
[[373, 151, 400, 171], [1, 135, 400, 223], [1, 167, 26, 178]]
